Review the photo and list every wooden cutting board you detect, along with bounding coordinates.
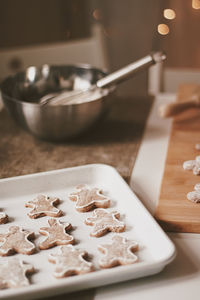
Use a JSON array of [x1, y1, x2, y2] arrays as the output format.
[[155, 84, 200, 233]]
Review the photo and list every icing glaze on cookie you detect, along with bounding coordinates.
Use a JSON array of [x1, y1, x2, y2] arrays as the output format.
[[25, 195, 62, 219], [0, 258, 34, 289], [85, 208, 125, 237], [49, 245, 93, 278], [0, 226, 35, 256], [69, 185, 110, 212], [39, 218, 74, 250], [98, 235, 138, 268]]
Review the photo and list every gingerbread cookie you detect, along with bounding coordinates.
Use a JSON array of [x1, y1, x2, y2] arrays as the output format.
[[183, 156, 200, 175], [98, 235, 138, 268], [187, 183, 200, 203], [0, 226, 35, 256], [0, 212, 8, 224], [69, 185, 110, 212], [0, 257, 34, 289], [85, 208, 125, 237], [25, 195, 62, 219], [49, 245, 93, 278], [39, 218, 74, 250]]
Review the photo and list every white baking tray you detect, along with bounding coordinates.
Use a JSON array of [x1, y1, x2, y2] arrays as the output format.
[[0, 164, 176, 299]]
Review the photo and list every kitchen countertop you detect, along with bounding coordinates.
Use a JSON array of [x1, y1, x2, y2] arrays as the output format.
[[0, 96, 152, 183], [1, 94, 200, 299]]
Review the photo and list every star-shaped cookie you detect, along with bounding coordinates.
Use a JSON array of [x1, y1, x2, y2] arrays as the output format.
[[85, 208, 125, 237], [49, 245, 93, 278], [69, 185, 110, 212], [25, 195, 62, 219], [98, 235, 138, 268], [39, 218, 74, 250], [0, 226, 35, 256]]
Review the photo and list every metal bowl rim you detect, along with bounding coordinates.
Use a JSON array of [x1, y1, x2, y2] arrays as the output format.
[[1, 63, 114, 107]]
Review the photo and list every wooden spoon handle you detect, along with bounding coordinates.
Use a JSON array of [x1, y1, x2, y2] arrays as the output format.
[[159, 97, 200, 118]]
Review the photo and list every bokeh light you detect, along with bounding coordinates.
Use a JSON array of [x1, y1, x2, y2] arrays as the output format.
[[163, 9, 176, 19], [157, 24, 170, 35], [192, 0, 200, 9], [92, 9, 102, 20]]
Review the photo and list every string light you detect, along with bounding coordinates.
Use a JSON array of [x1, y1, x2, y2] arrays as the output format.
[[92, 9, 102, 20], [157, 24, 170, 35], [163, 9, 176, 19]]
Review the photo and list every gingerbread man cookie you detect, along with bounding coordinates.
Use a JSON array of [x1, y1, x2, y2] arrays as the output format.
[[39, 218, 74, 250], [25, 195, 62, 219], [69, 185, 110, 212], [183, 156, 200, 175], [49, 245, 93, 278], [85, 208, 125, 237], [0, 226, 35, 256], [0, 257, 34, 289], [0, 212, 8, 224], [187, 183, 200, 203], [98, 235, 138, 268]]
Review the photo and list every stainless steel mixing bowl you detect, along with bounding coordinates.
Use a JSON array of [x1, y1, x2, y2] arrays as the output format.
[[1, 52, 165, 142], [1, 64, 114, 141]]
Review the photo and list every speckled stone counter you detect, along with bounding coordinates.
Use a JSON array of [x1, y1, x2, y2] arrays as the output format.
[[0, 96, 153, 183]]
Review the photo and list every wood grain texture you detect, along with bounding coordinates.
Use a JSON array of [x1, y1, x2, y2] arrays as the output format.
[[155, 84, 200, 233]]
